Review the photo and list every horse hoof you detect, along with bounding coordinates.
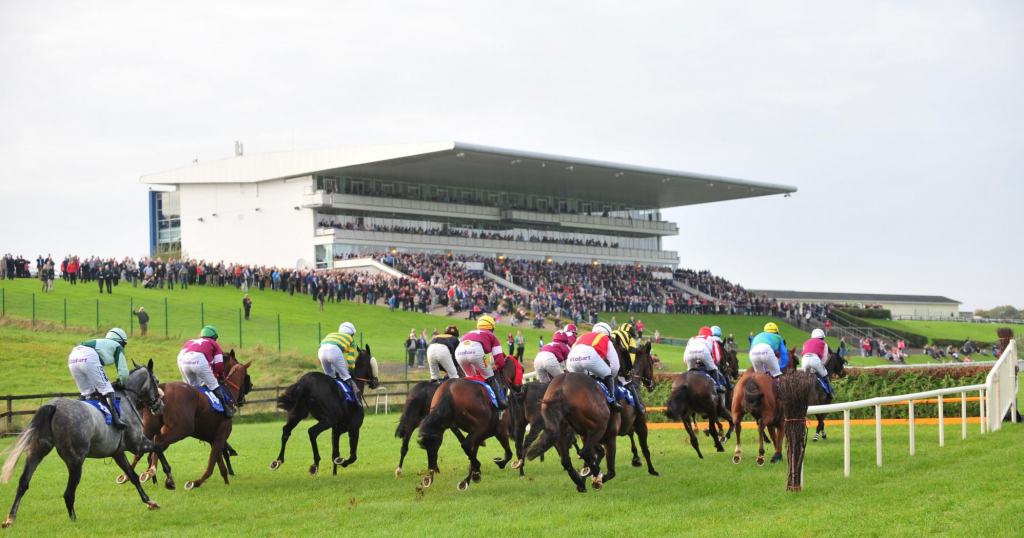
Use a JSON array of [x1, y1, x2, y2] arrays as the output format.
[[716, 446, 725, 453], [631, 458, 642, 468], [421, 475, 433, 488], [732, 455, 742, 465], [2, 516, 13, 528], [309, 465, 318, 476], [771, 454, 782, 464], [756, 457, 765, 467], [333, 457, 344, 466], [116, 474, 129, 484], [269, 460, 282, 470], [511, 459, 523, 469], [591, 474, 603, 490], [576, 485, 587, 493], [812, 437, 818, 443], [649, 470, 660, 477], [457, 480, 469, 491], [472, 472, 481, 483], [139, 471, 151, 482], [579, 466, 591, 477], [146, 501, 160, 510], [165, 481, 175, 491], [184, 481, 196, 490], [395, 467, 403, 479]]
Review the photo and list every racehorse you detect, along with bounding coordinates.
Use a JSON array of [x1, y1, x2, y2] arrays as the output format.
[[806, 351, 846, 441], [1, 362, 164, 528], [123, 351, 252, 490], [394, 358, 519, 478], [665, 363, 733, 459], [270, 346, 380, 475], [416, 359, 518, 490], [525, 357, 623, 493], [616, 341, 659, 475], [731, 368, 783, 466]]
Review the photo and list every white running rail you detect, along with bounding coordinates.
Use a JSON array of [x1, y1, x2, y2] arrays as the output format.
[[806, 340, 1017, 479]]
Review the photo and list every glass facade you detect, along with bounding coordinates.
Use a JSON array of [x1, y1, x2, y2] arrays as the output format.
[[149, 190, 181, 256]]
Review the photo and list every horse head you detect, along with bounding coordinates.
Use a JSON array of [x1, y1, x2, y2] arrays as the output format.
[[223, 350, 253, 406], [826, 350, 847, 378], [353, 345, 380, 390], [127, 358, 164, 415], [631, 341, 656, 391]]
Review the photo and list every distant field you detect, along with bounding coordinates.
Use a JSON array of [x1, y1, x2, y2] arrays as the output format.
[[0, 416, 1021, 536], [872, 319, 1022, 343]]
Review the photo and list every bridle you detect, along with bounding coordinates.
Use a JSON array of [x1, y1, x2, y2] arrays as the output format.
[[222, 361, 248, 404], [124, 368, 164, 415]]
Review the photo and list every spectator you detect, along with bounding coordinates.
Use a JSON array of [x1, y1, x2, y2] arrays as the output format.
[[134, 307, 150, 336], [405, 330, 417, 368], [416, 330, 427, 368], [838, 338, 847, 359], [242, 294, 253, 320], [514, 331, 525, 360]]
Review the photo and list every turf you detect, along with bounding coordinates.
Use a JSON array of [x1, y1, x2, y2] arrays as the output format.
[[871, 319, 1022, 344], [0, 415, 1021, 537]]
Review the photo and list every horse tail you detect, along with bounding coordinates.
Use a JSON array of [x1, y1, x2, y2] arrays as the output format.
[[417, 387, 453, 450], [1, 404, 55, 483], [276, 381, 304, 411], [743, 378, 763, 408], [665, 383, 688, 421], [395, 389, 428, 439], [526, 392, 566, 461]]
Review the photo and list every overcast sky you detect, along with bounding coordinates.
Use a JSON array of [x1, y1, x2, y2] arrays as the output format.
[[1, 1, 1021, 310]]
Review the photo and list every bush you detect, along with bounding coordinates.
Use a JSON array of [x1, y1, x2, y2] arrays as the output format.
[[836, 308, 891, 320], [930, 338, 996, 348], [875, 326, 928, 348]]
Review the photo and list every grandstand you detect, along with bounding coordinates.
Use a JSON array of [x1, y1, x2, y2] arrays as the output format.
[[141, 141, 795, 269]]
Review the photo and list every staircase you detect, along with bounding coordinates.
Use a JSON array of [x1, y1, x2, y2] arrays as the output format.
[[671, 279, 711, 301], [828, 310, 907, 344]]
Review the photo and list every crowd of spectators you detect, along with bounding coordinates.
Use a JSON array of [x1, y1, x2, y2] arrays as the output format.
[[318, 219, 620, 248]]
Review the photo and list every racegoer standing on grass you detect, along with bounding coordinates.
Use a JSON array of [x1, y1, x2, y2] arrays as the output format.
[[67, 327, 131, 428]]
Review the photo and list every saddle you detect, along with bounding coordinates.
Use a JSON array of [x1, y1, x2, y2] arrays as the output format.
[[592, 378, 637, 408], [333, 379, 357, 403], [82, 396, 121, 425], [199, 386, 225, 412]]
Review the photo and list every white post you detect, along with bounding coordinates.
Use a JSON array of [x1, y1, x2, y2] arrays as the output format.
[[961, 392, 968, 439], [937, 394, 944, 447], [908, 400, 915, 456], [979, 390, 986, 434], [875, 404, 883, 468], [843, 409, 851, 478]]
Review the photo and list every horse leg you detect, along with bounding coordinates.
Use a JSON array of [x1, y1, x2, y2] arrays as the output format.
[[186, 429, 228, 489], [493, 421, 514, 470], [270, 411, 304, 470], [119, 451, 146, 484], [306, 420, 332, 476], [556, 429, 586, 493], [112, 451, 159, 510], [634, 420, 659, 476], [629, 432, 642, 467], [732, 409, 744, 464], [682, 414, 704, 459], [3, 443, 52, 528], [216, 455, 229, 485], [222, 448, 234, 477], [817, 414, 827, 441], [339, 415, 363, 468], [708, 408, 725, 453], [62, 457, 84, 522], [756, 421, 767, 466], [719, 404, 736, 442], [770, 424, 784, 464], [598, 435, 616, 486], [397, 426, 414, 478], [157, 451, 175, 490], [330, 426, 342, 475], [457, 434, 482, 491]]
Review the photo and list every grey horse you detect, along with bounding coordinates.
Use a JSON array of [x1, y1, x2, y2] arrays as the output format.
[[1, 360, 165, 528]]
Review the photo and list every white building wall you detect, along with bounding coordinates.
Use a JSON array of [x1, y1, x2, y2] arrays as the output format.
[[882, 302, 960, 319], [178, 177, 314, 267]]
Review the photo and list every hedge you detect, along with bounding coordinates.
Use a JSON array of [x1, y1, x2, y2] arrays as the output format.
[[836, 307, 891, 320], [930, 338, 997, 349], [645, 366, 989, 422]]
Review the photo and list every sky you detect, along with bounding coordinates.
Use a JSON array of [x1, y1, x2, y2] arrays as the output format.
[[1, 1, 1021, 310]]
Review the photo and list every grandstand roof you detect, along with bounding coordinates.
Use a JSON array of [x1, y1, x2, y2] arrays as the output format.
[[140, 141, 796, 209], [749, 290, 961, 305]]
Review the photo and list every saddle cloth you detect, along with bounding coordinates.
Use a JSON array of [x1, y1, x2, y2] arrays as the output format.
[[83, 397, 122, 425], [592, 378, 636, 407], [334, 379, 357, 403], [199, 386, 225, 412], [687, 367, 716, 384], [469, 379, 499, 409]]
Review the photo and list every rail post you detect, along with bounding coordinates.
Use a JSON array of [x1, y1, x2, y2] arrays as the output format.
[[875, 404, 882, 468], [843, 409, 851, 478], [129, 297, 134, 336], [238, 308, 243, 348], [164, 297, 169, 338], [95, 298, 100, 330], [63, 297, 67, 328], [201, 302, 205, 327], [961, 391, 967, 439], [5, 397, 11, 432], [277, 314, 281, 353], [979, 389, 986, 434], [1, 287, 4, 316], [31, 292, 35, 326], [938, 394, 944, 447], [317, 321, 321, 343], [908, 400, 915, 456]]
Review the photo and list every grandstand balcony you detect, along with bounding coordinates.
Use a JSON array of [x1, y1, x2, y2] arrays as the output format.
[[313, 227, 679, 266], [303, 192, 678, 236]]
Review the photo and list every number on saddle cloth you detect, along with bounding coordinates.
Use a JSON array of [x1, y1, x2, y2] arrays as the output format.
[[199, 386, 225, 413], [84, 397, 121, 426], [470, 379, 500, 409], [334, 379, 357, 403]]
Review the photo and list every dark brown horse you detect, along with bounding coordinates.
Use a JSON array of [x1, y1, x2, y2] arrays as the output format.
[[806, 351, 846, 441], [394, 358, 517, 478], [123, 351, 252, 490], [665, 367, 732, 459], [417, 375, 515, 491], [270, 346, 380, 475], [616, 341, 658, 475], [731, 368, 783, 466]]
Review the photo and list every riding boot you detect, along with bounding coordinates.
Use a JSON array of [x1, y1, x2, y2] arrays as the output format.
[[715, 370, 728, 393], [215, 385, 237, 417], [627, 383, 646, 416], [485, 376, 507, 410], [103, 393, 126, 429], [346, 378, 362, 404], [820, 375, 835, 399], [603, 376, 622, 411]]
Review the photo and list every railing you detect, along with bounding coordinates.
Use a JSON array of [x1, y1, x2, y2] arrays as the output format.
[[806, 340, 1017, 479]]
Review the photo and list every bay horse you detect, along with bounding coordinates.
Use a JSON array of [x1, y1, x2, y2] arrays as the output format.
[[525, 363, 622, 492], [416, 358, 519, 490], [665, 366, 734, 459], [123, 350, 252, 490], [615, 341, 658, 475], [394, 358, 518, 478], [2, 363, 164, 528], [805, 351, 846, 441], [731, 368, 783, 466], [270, 345, 380, 475]]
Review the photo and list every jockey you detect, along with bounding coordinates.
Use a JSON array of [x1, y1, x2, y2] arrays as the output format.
[[683, 326, 727, 393], [319, 321, 360, 401], [427, 324, 461, 382], [533, 330, 571, 383], [566, 322, 622, 411], [749, 322, 790, 378], [612, 322, 646, 414], [454, 315, 508, 410], [562, 323, 579, 346], [67, 327, 131, 429], [178, 325, 236, 416], [801, 329, 834, 397]]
